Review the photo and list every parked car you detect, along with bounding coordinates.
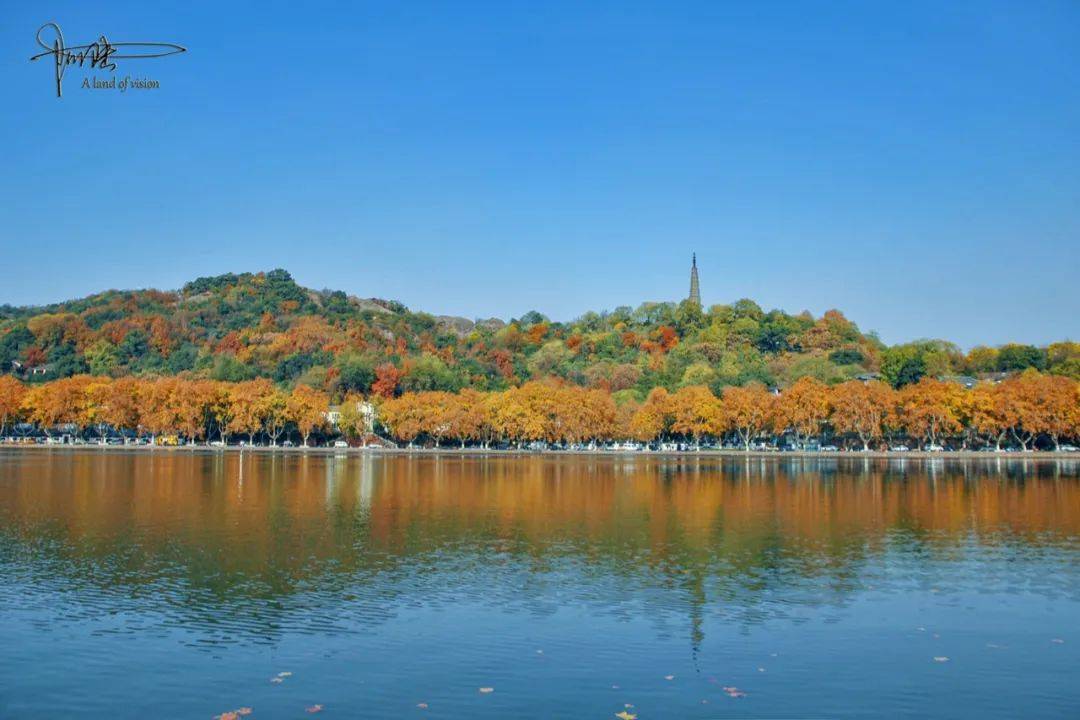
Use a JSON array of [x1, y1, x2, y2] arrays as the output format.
[[1058, 444, 1078, 452], [926, 444, 945, 452], [890, 445, 910, 452], [282, 440, 294, 447], [334, 440, 349, 448], [820, 445, 839, 452]]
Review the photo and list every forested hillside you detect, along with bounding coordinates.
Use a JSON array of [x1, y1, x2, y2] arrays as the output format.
[[1, 269, 1076, 400]]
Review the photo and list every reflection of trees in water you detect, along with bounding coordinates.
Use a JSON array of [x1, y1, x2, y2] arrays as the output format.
[[0, 451, 1077, 648]]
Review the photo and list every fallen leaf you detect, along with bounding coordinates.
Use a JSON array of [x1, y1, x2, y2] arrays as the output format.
[[237, 710, 253, 717], [416, 703, 428, 709], [1051, 638, 1064, 644], [479, 687, 494, 694], [611, 685, 620, 690], [624, 704, 634, 709], [278, 672, 293, 678], [306, 705, 323, 714], [664, 674, 675, 680], [270, 677, 284, 684], [757, 667, 766, 672], [933, 656, 949, 663], [701, 699, 709, 704], [615, 712, 637, 720], [214, 713, 239, 720], [722, 686, 747, 698]]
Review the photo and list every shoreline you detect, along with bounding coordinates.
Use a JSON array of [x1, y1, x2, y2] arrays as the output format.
[[2, 444, 1078, 461]]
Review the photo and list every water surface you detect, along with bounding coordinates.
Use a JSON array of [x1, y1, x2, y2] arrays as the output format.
[[1, 450, 1078, 718]]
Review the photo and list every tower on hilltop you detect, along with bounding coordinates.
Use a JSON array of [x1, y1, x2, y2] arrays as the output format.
[[688, 253, 701, 305]]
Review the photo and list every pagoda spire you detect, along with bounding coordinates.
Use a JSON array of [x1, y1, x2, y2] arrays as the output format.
[[688, 253, 701, 305]]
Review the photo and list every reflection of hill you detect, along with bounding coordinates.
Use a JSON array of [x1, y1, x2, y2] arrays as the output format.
[[0, 451, 1077, 646]]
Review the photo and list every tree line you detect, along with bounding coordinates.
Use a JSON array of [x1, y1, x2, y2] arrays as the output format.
[[378, 372, 1078, 451], [5, 370, 1071, 451], [0, 376, 331, 447]]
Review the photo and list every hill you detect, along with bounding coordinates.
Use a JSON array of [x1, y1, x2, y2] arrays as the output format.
[[0, 269, 1076, 399]]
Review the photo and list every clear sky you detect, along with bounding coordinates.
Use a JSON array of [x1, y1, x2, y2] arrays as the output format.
[[2, 1, 1078, 348]]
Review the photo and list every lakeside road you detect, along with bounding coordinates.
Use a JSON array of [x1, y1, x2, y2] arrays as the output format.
[[2, 444, 1078, 461]]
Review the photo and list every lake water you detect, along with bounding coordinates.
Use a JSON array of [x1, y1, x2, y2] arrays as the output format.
[[1, 450, 1078, 719]]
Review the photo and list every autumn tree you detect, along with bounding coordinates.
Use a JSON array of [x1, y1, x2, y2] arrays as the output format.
[[0, 376, 28, 436], [829, 380, 894, 451], [287, 384, 329, 447], [371, 363, 403, 398], [175, 380, 215, 445], [721, 383, 774, 451], [380, 392, 427, 446], [630, 388, 671, 442], [23, 375, 92, 436], [227, 378, 273, 445], [896, 378, 964, 448], [669, 385, 721, 447], [141, 377, 184, 441], [447, 388, 489, 447], [336, 394, 367, 443], [1036, 375, 1079, 451], [259, 387, 291, 446], [774, 377, 830, 448], [964, 382, 1009, 450]]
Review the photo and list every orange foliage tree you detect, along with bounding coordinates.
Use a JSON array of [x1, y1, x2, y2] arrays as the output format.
[[0, 376, 29, 436], [774, 377, 830, 447], [287, 384, 329, 447], [829, 380, 894, 451], [721, 383, 774, 451], [669, 386, 721, 447], [896, 378, 964, 448]]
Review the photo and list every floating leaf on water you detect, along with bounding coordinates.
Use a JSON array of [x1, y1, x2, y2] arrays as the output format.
[[416, 703, 429, 709], [664, 674, 675, 680], [624, 703, 634, 709], [757, 667, 766, 672], [536, 649, 543, 655], [270, 677, 284, 684], [722, 686, 747, 698], [916, 627, 926, 632], [933, 656, 949, 663], [1051, 638, 1064, 644], [701, 699, 709, 704], [306, 704, 324, 714], [237, 709, 253, 717], [214, 713, 239, 720], [278, 672, 293, 678], [615, 712, 637, 720], [479, 687, 494, 694], [611, 685, 620, 690]]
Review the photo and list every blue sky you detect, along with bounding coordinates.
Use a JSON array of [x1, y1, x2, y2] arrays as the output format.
[[2, 1, 1078, 348]]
